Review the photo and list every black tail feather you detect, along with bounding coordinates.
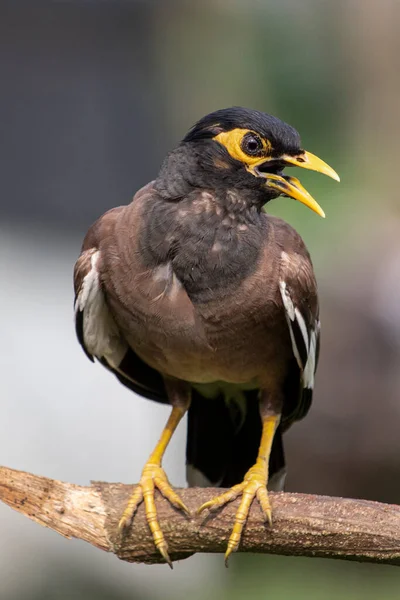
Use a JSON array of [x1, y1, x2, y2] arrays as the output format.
[[186, 388, 285, 489]]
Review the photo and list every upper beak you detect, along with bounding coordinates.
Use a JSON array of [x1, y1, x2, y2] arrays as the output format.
[[281, 151, 340, 182], [249, 150, 339, 217]]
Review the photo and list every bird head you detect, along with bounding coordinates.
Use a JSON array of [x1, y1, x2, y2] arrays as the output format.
[[183, 107, 339, 217]]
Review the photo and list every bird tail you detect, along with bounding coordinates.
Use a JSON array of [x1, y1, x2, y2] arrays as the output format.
[[186, 388, 286, 490]]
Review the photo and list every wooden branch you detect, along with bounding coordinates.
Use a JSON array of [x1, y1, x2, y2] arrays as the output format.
[[1, 465, 400, 567]]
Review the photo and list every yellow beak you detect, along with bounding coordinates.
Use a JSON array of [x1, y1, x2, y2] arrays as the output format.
[[251, 150, 339, 218], [281, 151, 340, 182], [265, 174, 326, 218]]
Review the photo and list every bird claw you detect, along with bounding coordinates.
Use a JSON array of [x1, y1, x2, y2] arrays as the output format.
[[118, 463, 189, 568], [198, 465, 271, 565]]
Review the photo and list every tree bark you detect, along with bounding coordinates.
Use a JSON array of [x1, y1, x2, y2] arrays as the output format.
[[1, 465, 399, 567]]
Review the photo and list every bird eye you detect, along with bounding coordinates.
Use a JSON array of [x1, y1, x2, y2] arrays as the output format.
[[241, 133, 263, 156]]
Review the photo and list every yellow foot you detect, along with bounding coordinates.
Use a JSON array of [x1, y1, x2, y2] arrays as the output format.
[[197, 464, 271, 566], [118, 463, 190, 568]]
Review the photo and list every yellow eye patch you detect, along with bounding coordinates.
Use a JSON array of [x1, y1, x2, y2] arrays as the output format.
[[213, 128, 271, 166]]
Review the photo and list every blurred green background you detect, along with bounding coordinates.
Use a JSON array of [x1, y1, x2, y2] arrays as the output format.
[[1, 1, 400, 599]]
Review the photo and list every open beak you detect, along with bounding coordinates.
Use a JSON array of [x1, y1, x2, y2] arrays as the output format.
[[264, 174, 326, 218], [249, 150, 339, 217]]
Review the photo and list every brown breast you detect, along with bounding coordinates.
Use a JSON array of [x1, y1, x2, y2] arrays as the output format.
[[100, 184, 293, 387]]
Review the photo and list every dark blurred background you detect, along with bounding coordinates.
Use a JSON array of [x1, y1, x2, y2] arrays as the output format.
[[1, 1, 400, 598]]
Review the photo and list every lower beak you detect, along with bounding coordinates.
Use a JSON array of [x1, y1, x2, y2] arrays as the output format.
[[251, 150, 339, 217], [264, 174, 326, 218]]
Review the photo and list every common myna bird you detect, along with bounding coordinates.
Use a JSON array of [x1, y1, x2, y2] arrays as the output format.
[[74, 107, 339, 566]]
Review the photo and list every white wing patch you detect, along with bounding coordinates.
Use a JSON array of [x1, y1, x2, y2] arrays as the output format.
[[279, 280, 295, 320], [279, 280, 303, 369], [279, 279, 319, 390], [75, 250, 127, 368], [302, 327, 318, 389]]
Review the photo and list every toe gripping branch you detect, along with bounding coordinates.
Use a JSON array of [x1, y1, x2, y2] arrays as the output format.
[[118, 404, 190, 568], [198, 413, 280, 565]]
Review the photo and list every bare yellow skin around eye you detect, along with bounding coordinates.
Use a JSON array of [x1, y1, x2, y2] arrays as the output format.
[[213, 128, 271, 166]]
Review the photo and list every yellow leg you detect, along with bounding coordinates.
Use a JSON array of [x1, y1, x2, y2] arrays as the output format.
[[118, 405, 189, 568], [198, 413, 280, 565]]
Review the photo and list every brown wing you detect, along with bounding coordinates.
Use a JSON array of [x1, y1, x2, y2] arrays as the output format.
[[73, 202, 168, 404], [273, 217, 320, 427]]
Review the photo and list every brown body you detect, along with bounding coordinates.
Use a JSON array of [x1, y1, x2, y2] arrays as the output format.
[[75, 182, 317, 403]]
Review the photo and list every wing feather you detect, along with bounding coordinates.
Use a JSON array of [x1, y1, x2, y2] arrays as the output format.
[[73, 205, 168, 404], [278, 245, 320, 425]]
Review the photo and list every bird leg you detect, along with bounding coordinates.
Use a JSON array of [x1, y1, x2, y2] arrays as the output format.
[[198, 399, 281, 565], [118, 381, 190, 568]]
